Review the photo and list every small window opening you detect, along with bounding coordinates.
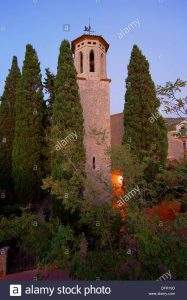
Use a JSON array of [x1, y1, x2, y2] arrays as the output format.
[[93, 156, 96, 169], [90, 50, 95, 72], [80, 52, 83, 73]]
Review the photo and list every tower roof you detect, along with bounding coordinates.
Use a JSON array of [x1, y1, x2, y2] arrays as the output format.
[[71, 34, 109, 53]]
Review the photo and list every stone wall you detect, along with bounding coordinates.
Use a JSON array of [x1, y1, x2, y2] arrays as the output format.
[[0, 247, 9, 277]]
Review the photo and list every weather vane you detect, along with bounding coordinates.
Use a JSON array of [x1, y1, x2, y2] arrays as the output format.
[[84, 19, 94, 35]]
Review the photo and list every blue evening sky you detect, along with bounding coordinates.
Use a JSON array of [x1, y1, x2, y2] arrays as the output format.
[[0, 0, 187, 114]]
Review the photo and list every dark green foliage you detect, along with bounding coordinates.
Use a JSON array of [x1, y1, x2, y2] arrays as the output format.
[[0, 56, 20, 189], [51, 40, 85, 216], [0, 56, 20, 213], [71, 250, 126, 280], [12, 45, 45, 205], [138, 158, 187, 206], [158, 160, 187, 202], [124, 206, 187, 280], [1, 197, 187, 280], [44, 68, 55, 110], [43, 68, 56, 177], [0, 212, 78, 271], [123, 45, 168, 166]]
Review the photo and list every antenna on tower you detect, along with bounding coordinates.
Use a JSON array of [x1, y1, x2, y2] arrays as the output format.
[[84, 18, 94, 35]]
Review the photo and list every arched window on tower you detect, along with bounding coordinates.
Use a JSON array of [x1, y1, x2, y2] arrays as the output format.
[[89, 50, 95, 72], [80, 51, 83, 73], [100, 53, 104, 76]]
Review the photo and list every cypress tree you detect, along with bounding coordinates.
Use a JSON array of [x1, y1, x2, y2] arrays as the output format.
[[123, 45, 168, 166], [12, 45, 45, 205], [0, 56, 20, 202], [51, 40, 85, 217]]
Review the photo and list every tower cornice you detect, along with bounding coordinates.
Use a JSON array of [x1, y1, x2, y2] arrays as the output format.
[[71, 34, 109, 53]]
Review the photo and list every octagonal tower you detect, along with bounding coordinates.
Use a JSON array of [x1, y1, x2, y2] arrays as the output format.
[[72, 34, 111, 201]]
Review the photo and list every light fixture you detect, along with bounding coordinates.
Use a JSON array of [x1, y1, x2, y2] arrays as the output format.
[[117, 175, 123, 185]]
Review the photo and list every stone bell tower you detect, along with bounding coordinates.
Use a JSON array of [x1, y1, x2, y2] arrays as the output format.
[[72, 32, 111, 201]]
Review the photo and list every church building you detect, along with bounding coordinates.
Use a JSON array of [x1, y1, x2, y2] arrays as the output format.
[[71, 32, 186, 198]]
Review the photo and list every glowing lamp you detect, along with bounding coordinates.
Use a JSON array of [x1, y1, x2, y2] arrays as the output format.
[[118, 175, 123, 185]]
